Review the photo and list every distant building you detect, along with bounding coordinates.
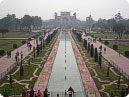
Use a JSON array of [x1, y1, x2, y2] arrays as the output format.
[[54, 12, 77, 28], [42, 12, 86, 29]]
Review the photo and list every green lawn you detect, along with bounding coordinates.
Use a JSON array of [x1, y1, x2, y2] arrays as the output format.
[[93, 33, 129, 39], [0, 32, 39, 38], [0, 40, 23, 56], [102, 41, 129, 58]]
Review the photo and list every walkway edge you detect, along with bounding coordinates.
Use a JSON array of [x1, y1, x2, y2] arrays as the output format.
[[69, 32, 101, 97], [33, 32, 62, 91]]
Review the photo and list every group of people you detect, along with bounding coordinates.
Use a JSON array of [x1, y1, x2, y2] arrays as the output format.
[[15, 51, 23, 62], [110, 86, 129, 97], [7, 51, 11, 58], [27, 41, 32, 51], [22, 87, 49, 97]]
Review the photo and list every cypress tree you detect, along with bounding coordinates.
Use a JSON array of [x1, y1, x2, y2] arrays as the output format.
[[88, 43, 90, 53], [9, 75, 13, 87], [94, 48, 98, 62], [117, 75, 121, 89], [90, 44, 94, 57], [20, 62, 24, 77], [98, 52, 102, 67], [107, 65, 110, 77]]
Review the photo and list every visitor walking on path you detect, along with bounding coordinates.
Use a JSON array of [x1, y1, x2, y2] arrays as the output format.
[[104, 47, 106, 54], [21, 51, 23, 60]]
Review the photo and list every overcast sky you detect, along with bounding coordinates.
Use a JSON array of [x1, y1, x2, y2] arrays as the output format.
[[0, 0, 129, 20]]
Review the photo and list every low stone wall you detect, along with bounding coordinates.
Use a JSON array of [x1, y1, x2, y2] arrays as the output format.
[[33, 32, 62, 91], [69, 32, 101, 97]]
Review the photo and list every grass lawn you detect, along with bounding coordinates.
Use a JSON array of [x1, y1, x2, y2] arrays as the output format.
[[0, 31, 59, 96], [93, 33, 129, 39], [102, 41, 129, 58], [72, 32, 129, 97], [0, 32, 39, 38], [0, 40, 23, 56]]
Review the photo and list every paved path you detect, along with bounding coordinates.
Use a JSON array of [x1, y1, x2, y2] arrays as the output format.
[[82, 34, 129, 79], [33, 32, 62, 91], [69, 32, 101, 97], [0, 33, 49, 80]]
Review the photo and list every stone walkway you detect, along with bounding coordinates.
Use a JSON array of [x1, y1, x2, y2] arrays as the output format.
[[69, 32, 101, 97], [0, 33, 49, 80], [82, 34, 129, 79], [33, 32, 62, 91]]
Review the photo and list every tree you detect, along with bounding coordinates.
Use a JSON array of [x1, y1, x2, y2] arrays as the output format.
[[9, 75, 13, 87], [113, 23, 125, 39], [124, 30, 129, 38], [98, 52, 102, 67], [107, 19, 116, 31], [20, 62, 24, 77], [88, 43, 90, 53], [117, 75, 121, 89], [94, 48, 98, 62], [107, 65, 110, 77], [83, 40, 87, 49], [90, 44, 94, 57], [0, 29, 9, 38], [115, 13, 123, 22]]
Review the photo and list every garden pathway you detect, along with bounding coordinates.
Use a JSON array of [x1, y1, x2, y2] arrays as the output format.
[[82, 34, 129, 79], [0, 32, 49, 80]]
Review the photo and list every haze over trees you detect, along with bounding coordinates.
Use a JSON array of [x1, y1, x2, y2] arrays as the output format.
[[0, 14, 42, 32], [86, 13, 129, 38]]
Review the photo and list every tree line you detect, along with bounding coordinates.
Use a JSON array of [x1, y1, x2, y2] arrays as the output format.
[[0, 14, 42, 32], [86, 13, 129, 39]]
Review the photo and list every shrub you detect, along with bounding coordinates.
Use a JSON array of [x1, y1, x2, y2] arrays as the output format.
[[22, 40, 26, 44], [112, 45, 118, 50], [125, 51, 129, 57], [0, 50, 5, 56], [13, 44, 18, 49], [104, 40, 109, 45]]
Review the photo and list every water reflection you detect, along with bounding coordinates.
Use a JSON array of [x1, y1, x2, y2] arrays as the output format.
[[47, 31, 86, 97]]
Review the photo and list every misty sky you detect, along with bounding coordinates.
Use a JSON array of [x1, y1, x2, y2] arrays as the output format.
[[0, 0, 129, 20]]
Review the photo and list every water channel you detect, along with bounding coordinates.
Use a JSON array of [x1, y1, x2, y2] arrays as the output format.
[[47, 31, 86, 97]]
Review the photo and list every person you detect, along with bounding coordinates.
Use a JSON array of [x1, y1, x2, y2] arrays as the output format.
[[15, 54, 17, 62], [30, 87, 35, 97], [26, 91, 30, 97], [37, 90, 42, 97], [104, 47, 106, 54], [21, 51, 23, 60], [110, 92, 114, 97], [119, 51, 121, 57], [57, 94, 59, 97], [3, 89, 8, 97], [44, 88, 48, 97], [126, 86, 129, 95], [22, 87, 26, 97], [30, 44, 32, 50], [7, 51, 9, 58], [121, 88, 125, 97], [67, 86, 74, 97]]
